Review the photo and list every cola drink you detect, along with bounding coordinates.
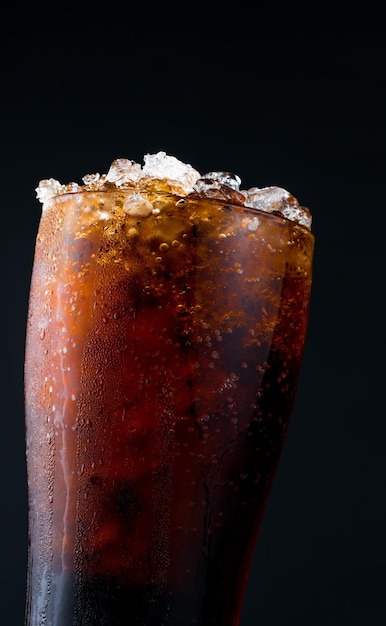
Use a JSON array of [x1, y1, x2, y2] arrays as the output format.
[[24, 156, 314, 625]]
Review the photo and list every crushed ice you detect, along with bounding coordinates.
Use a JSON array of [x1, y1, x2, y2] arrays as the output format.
[[195, 172, 242, 192], [36, 151, 312, 229], [142, 152, 199, 192], [193, 172, 246, 206], [105, 159, 142, 186], [241, 186, 312, 229]]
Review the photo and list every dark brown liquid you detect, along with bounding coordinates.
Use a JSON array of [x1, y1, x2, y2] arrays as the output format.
[[25, 191, 313, 625]]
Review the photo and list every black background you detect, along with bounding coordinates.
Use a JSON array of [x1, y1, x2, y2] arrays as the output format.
[[1, 1, 385, 624]]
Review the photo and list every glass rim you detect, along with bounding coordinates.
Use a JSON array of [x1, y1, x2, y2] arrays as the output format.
[[42, 189, 314, 237]]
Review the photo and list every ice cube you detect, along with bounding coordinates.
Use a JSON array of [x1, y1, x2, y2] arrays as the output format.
[[193, 172, 245, 205], [242, 186, 312, 229], [82, 173, 101, 185], [200, 172, 242, 191], [281, 203, 312, 229], [123, 193, 153, 217], [105, 158, 142, 186], [142, 151, 200, 194], [242, 186, 295, 212], [36, 178, 65, 204]]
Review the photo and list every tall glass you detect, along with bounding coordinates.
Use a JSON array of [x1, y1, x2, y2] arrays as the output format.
[[24, 163, 314, 626]]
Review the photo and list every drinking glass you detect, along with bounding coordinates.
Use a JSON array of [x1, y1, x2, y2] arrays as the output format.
[[24, 158, 314, 625]]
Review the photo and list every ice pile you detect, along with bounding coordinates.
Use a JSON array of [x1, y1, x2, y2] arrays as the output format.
[[36, 152, 200, 203], [36, 151, 312, 229], [241, 186, 312, 229]]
